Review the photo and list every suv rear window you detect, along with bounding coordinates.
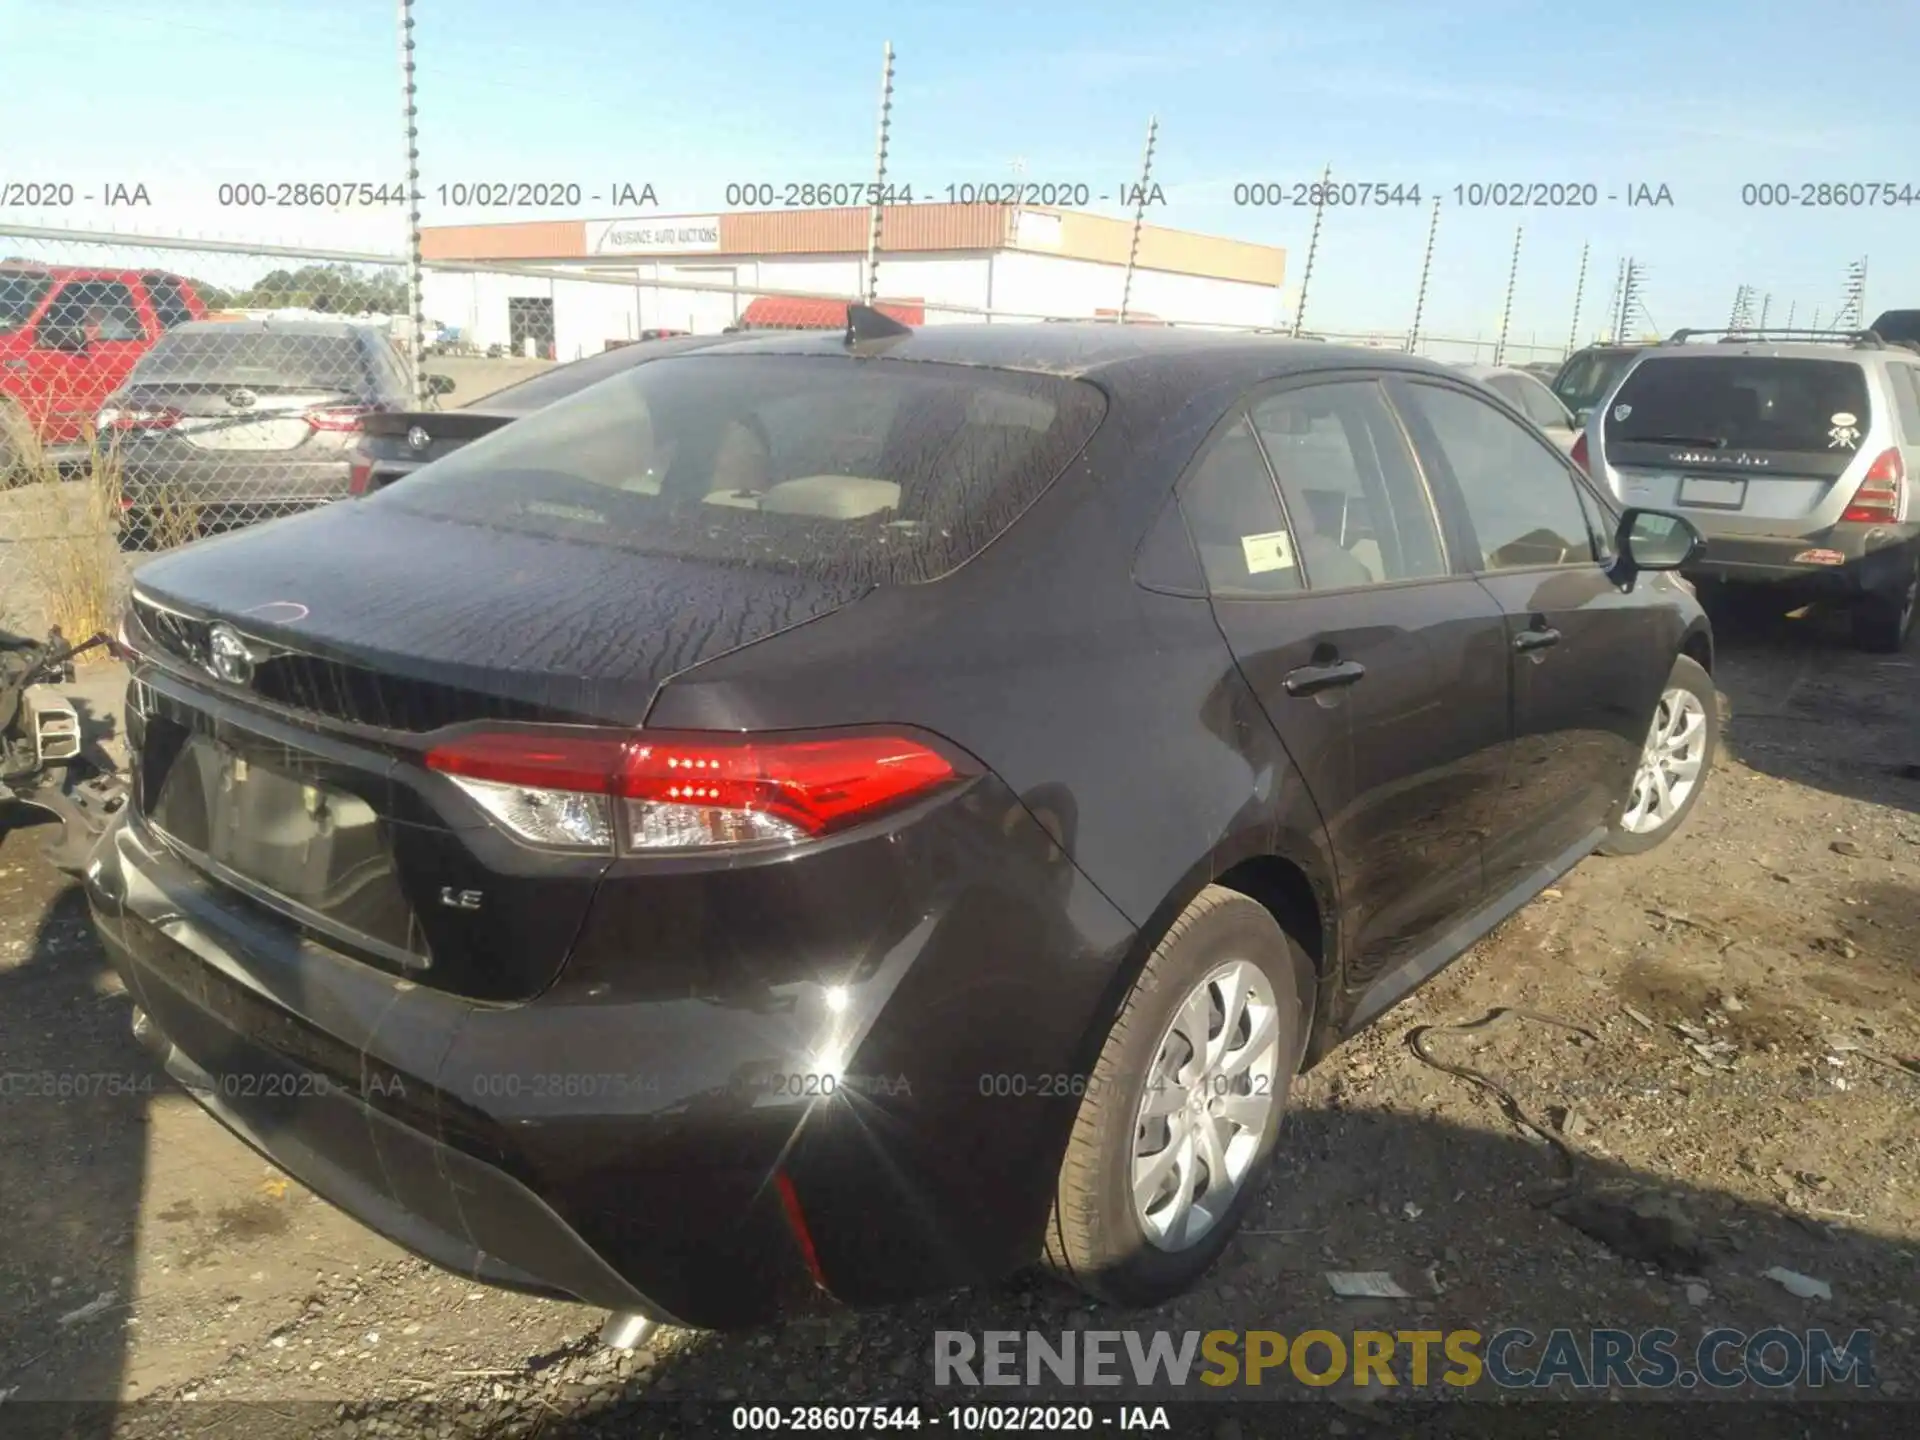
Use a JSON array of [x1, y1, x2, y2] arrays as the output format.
[[130, 330, 375, 390], [1604, 356, 1871, 455], [376, 353, 1108, 585]]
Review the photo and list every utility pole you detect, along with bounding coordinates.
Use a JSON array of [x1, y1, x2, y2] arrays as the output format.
[[862, 42, 896, 306], [1117, 116, 1159, 324], [396, 0, 425, 403], [1407, 197, 1440, 354], [1493, 225, 1522, 365], [1605, 258, 1626, 343], [1290, 163, 1331, 338], [1565, 240, 1588, 357]]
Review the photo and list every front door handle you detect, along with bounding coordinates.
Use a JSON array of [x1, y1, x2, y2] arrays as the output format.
[[1283, 658, 1367, 696], [1513, 627, 1561, 653]]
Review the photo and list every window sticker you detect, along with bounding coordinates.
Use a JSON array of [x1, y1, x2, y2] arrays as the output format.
[[1828, 411, 1861, 449], [1241, 530, 1296, 574]]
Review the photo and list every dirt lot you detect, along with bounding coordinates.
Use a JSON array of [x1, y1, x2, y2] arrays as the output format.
[[0, 597, 1914, 1435]]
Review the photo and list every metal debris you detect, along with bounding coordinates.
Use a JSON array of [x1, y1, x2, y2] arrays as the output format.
[[1326, 1271, 1413, 1300], [1763, 1267, 1832, 1301], [56, 1290, 118, 1328]]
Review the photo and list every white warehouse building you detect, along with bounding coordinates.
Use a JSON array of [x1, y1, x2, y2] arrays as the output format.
[[420, 204, 1288, 360]]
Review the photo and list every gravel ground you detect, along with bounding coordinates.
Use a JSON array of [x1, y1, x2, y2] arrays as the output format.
[[0, 594, 1914, 1437]]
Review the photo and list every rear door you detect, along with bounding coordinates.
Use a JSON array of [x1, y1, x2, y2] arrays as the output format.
[[1392, 376, 1662, 893], [1180, 376, 1511, 1001]]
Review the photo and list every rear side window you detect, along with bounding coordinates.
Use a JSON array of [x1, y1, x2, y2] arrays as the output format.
[[1250, 381, 1448, 587], [1402, 382, 1594, 570], [142, 274, 194, 329], [131, 330, 377, 390], [1890, 366, 1920, 444], [377, 353, 1108, 586], [1179, 415, 1302, 598], [1605, 356, 1872, 456], [44, 279, 145, 341]]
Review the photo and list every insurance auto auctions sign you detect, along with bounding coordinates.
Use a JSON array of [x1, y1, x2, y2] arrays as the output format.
[[586, 216, 722, 255]]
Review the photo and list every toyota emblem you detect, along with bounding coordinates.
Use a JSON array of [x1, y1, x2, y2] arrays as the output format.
[[207, 624, 255, 686], [407, 426, 431, 451], [226, 389, 257, 409]]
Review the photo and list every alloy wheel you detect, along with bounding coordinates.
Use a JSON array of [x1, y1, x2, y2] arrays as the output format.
[[1130, 959, 1282, 1251], [1621, 686, 1708, 835]]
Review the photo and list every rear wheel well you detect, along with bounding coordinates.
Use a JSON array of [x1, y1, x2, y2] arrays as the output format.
[[1213, 854, 1325, 971]]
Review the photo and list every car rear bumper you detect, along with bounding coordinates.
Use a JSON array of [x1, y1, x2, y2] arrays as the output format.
[[87, 812, 834, 1326], [85, 770, 1138, 1326], [1684, 521, 1918, 592], [120, 451, 355, 508]]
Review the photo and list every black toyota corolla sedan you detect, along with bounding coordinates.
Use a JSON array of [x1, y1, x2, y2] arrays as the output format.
[[87, 313, 1716, 1332]]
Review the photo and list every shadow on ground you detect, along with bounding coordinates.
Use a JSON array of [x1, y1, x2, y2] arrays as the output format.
[[0, 879, 154, 1438], [1706, 594, 1920, 817]]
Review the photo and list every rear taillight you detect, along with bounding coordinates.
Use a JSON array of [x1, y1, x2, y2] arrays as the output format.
[[1569, 430, 1590, 474], [1840, 448, 1904, 523], [98, 404, 181, 432], [305, 405, 374, 433], [423, 728, 966, 853]]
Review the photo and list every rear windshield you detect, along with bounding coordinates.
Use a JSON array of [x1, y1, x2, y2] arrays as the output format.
[[1552, 349, 1640, 413], [0, 273, 53, 331], [1604, 356, 1872, 454], [373, 353, 1109, 585], [130, 330, 374, 390]]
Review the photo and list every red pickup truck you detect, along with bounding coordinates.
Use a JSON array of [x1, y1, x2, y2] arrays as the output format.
[[1, 264, 208, 459]]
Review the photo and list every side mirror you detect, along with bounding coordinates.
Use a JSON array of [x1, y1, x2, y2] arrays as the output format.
[[425, 372, 456, 396], [1572, 406, 1593, 427], [39, 323, 88, 353], [1613, 507, 1704, 583]]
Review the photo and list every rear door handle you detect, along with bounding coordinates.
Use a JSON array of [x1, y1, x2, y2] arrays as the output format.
[[1514, 627, 1561, 652], [1283, 659, 1367, 696]]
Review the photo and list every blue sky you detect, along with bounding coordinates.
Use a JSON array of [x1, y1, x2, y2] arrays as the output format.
[[4, 0, 1917, 344]]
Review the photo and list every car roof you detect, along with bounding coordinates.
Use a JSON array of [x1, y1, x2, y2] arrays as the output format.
[[664, 322, 1460, 386], [0, 263, 161, 282], [161, 318, 377, 338], [1629, 341, 1876, 365], [1455, 363, 1540, 382]]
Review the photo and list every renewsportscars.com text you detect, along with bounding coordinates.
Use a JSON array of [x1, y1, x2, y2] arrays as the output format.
[[933, 1327, 1876, 1391]]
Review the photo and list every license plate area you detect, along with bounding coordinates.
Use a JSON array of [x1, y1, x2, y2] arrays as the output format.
[[144, 732, 424, 961], [177, 416, 311, 452], [1677, 475, 1748, 509]]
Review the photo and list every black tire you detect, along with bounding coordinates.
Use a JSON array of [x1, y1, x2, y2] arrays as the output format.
[[1851, 550, 1918, 654], [1042, 885, 1312, 1306], [1598, 653, 1717, 857]]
